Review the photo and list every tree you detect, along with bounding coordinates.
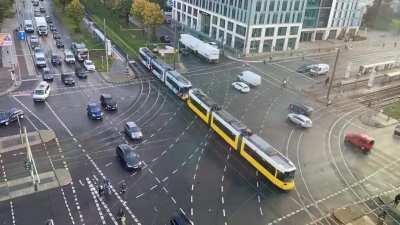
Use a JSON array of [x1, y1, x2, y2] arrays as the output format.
[[392, 19, 400, 34], [363, 0, 394, 28], [114, 0, 132, 21], [142, 1, 164, 40], [0, 0, 14, 25], [66, 0, 85, 32], [59, 0, 72, 11], [130, 0, 147, 22]]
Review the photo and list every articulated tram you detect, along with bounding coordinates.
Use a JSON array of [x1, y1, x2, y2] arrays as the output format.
[[138, 47, 296, 190], [187, 89, 296, 190], [138, 47, 192, 100]]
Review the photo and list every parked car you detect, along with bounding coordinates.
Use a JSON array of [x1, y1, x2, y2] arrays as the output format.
[[287, 113, 312, 128], [75, 67, 87, 79], [56, 39, 64, 48], [41, 67, 54, 82], [116, 144, 143, 170], [0, 108, 24, 126], [86, 103, 103, 120], [83, 60, 96, 71], [309, 64, 329, 76], [296, 64, 314, 73], [100, 94, 117, 111], [232, 82, 250, 93], [160, 35, 171, 43], [124, 121, 143, 140], [39, 6, 46, 13], [344, 133, 374, 152], [288, 103, 314, 117], [61, 72, 75, 86], [52, 31, 61, 40], [169, 211, 193, 225], [51, 53, 61, 66]]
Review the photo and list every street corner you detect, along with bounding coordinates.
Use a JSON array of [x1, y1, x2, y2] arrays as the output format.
[[359, 112, 398, 128], [368, 123, 400, 152]]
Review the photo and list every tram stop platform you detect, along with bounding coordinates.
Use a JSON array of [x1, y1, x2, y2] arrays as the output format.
[[0, 130, 56, 154], [333, 207, 375, 225]]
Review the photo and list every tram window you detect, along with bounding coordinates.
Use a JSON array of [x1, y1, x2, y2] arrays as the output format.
[[167, 76, 180, 91], [213, 118, 236, 141], [276, 170, 295, 182], [181, 86, 190, 94], [189, 98, 208, 116], [153, 64, 163, 75], [244, 144, 276, 175]]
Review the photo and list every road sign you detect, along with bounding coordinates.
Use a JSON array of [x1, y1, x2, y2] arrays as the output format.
[[106, 39, 112, 56], [18, 31, 26, 41], [0, 33, 12, 46]]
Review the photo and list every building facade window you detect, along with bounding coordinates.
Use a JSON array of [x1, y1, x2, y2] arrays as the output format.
[[211, 27, 217, 39], [265, 27, 274, 36], [290, 26, 299, 35], [275, 38, 285, 51], [269, 1, 275, 11], [252, 28, 262, 37], [227, 21, 234, 31], [278, 27, 287, 36], [287, 38, 296, 49], [226, 33, 232, 46], [263, 39, 273, 52], [220, 18, 225, 28], [234, 37, 244, 49], [236, 25, 246, 36], [213, 16, 218, 25], [250, 40, 260, 53]]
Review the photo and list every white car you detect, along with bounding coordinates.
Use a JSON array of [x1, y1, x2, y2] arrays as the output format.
[[232, 82, 250, 93], [64, 49, 75, 64], [83, 60, 96, 71], [125, 121, 143, 140], [287, 113, 312, 128]]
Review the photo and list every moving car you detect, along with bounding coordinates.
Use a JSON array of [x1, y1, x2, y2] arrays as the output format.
[[64, 49, 75, 64], [51, 53, 61, 66], [86, 103, 103, 120], [33, 0, 39, 6], [34, 9, 41, 16], [344, 133, 374, 152], [61, 72, 75, 86], [309, 64, 329, 76], [296, 64, 314, 73], [39, 6, 46, 13], [288, 103, 314, 117], [75, 67, 87, 79], [24, 19, 35, 33], [160, 35, 171, 43], [34, 46, 44, 54], [116, 144, 143, 170], [287, 113, 312, 128], [83, 60, 96, 71], [52, 31, 61, 40], [41, 67, 54, 82], [169, 211, 193, 225], [232, 81, 250, 93], [49, 24, 57, 32], [237, 70, 261, 87], [100, 94, 117, 111], [30, 35, 39, 49], [32, 81, 50, 101], [124, 121, 143, 140], [56, 39, 64, 48], [45, 16, 52, 23], [0, 108, 24, 126]]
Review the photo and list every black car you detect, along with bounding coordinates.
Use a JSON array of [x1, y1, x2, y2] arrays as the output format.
[[34, 10, 41, 17], [61, 72, 75, 86], [296, 64, 314, 73], [169, 211, 193, 225], [39, 7, 46, 13], [42, 67, 54, 82], [0, 108, 24, 126], [51, 54, 61, 66], [33, 1, 39, 6], [160, 35, 171, 43], [100, 94, 117, 111], [87, 103, 103, 120], [45, 16, 52, 23], [49, 24, 57, 32], [288, 103, 314, 117], [116, 144, 142, 170], [75, 67, 87, 79], [55, 39, 64, 48], [53, 31, 61, 40]]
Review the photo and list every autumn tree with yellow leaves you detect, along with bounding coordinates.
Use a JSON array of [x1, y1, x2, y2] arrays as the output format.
[[130, 0, 164, 40]]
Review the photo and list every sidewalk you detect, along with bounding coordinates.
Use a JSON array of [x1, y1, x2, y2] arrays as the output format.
[[0, 130, 56, 154], [98, 58, 139, 84]]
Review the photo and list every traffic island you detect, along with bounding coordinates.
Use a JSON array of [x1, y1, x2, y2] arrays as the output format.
[[0, 130, 56, 154], [333, 206, 375, 225]]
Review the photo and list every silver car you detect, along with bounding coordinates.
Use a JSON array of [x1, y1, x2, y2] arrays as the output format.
[[125, 122, 143, 140], [288, 113, 312, 128]]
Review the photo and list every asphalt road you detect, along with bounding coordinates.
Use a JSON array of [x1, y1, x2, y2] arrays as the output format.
[[1, 0, 400, 225]]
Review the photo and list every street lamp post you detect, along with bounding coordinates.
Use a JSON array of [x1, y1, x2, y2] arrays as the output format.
[[326, 48, 341, 106]]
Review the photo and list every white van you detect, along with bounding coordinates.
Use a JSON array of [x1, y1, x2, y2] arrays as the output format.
[[32, 81, 50, 101], [24, 20, 34, 33], [237, 70, 261, 87], [309, 64, 329, 76]]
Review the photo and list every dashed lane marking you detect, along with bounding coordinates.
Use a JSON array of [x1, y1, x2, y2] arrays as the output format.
[[86, 178, 107, 225]]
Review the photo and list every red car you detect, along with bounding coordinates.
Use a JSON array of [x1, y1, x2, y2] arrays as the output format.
[[344, 133, 375, 152]]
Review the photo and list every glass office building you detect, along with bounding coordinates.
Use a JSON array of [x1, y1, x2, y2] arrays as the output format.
[[173, 0, 363, 55]]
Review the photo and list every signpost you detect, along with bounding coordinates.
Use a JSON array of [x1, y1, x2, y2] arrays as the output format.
[[18, 31, 26, 41]]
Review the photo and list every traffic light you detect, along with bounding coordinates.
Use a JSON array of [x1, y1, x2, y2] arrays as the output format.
[[24, 160, 32, 171]]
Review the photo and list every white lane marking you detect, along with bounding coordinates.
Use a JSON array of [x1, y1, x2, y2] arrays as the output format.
[[45, 102, 74, 137], [136, 193, 144, 199], [86, 178, 107, 225], [79, 179, 84, 186], [11, 96, 51, 129], [10, 201, 16, 225], [171, 196, 176, 204], [162, 177, 168, 182], [150, 185, 158, 190], [105, 162, 112, 167], [86, 178, 117, 225]]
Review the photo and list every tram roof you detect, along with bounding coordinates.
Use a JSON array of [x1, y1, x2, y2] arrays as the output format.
[[248, 134, 295, 171], [168, 70, 192, 86], [140, 47, 156, 58], [153, 58, 172, 70], [215, 110, 249, 133], [191, 89, 220, 109]]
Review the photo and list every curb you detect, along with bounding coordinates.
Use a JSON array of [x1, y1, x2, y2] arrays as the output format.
[[0, 80, 22, 97]]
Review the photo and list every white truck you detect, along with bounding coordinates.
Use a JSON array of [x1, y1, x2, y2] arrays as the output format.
[[34, 17, 48, 36], [179, 34, 220, 63], [238, 71, 261, 87]]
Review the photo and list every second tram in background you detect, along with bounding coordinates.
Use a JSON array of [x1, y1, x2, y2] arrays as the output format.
[[139, 47, 192, 99]]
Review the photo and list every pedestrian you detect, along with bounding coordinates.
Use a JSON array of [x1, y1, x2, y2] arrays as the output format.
[[395, 42, 397, 48], [325, 77, 330, 86], [119, 181, 127, 195]]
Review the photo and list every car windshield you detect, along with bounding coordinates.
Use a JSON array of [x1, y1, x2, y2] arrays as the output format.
[[125, 152, 139, 163], [104, 97, 113, 103], [86, 61, 93, 66], [35, 90, 44, 95], [90, 105, 101, 112], [128, 126, 140, 132]]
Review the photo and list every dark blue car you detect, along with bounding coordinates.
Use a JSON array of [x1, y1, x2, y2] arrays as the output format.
[[0, 108, 24, 126], [87, 103, 103, 120]]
